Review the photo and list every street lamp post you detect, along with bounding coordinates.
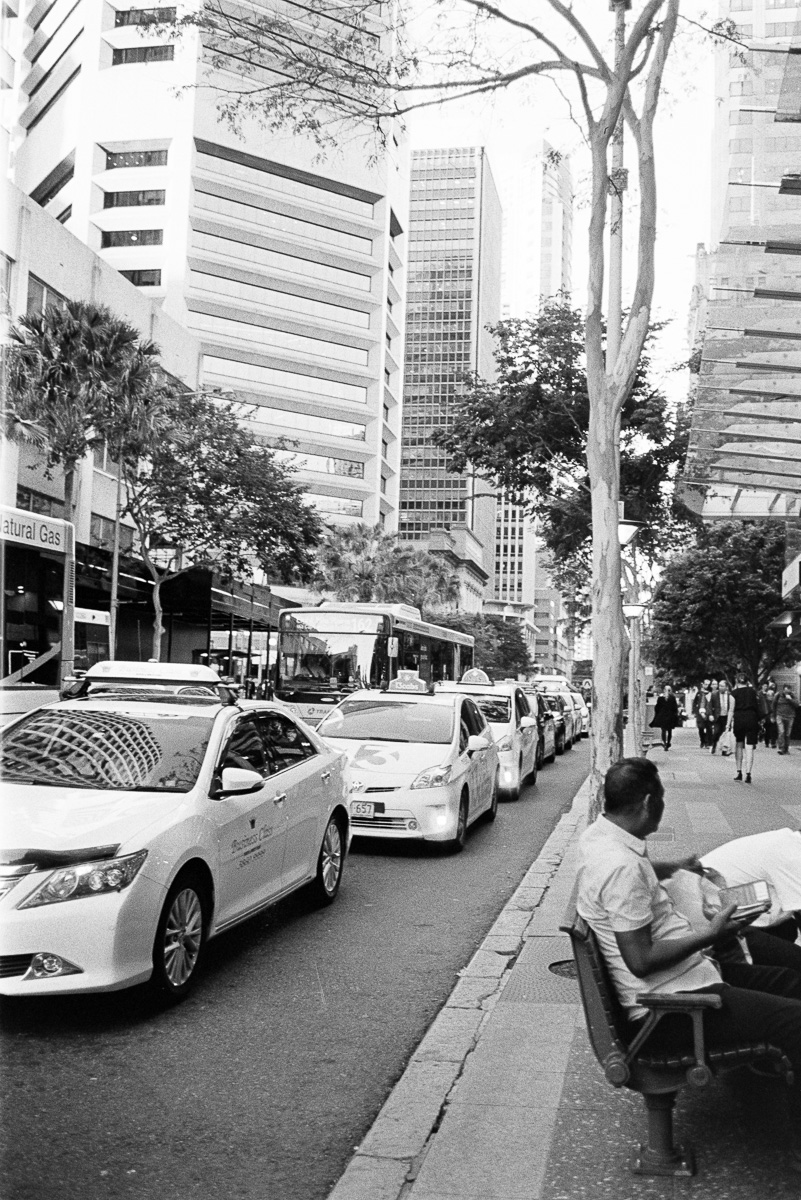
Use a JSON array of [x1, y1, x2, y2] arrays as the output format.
[[623, 601, 646, 757]]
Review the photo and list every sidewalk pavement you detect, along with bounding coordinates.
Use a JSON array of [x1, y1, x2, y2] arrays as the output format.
[[328, 728, 801, 1200]]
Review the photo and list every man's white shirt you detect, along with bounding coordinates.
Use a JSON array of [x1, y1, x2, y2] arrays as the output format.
[[577, 815, 721, 1019]]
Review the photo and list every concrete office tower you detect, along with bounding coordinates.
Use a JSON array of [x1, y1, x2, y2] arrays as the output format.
[[8, 0, 407, 530], [489, 142, 574, 668], [399, 146, 502, 610], [500, 139, 573, 320], [682, 0, 801, 524]]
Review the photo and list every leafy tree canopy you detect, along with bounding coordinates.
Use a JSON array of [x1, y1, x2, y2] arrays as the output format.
[[433, 300, 696, 604], [644, 521, 793, 687], [435, 613, 532, 681], [312, 523, 459, 616], [120, 388, 321, 657]]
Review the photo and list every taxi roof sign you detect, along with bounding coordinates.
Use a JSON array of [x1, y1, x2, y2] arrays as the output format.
[[85, 661, 222, 686], [388, 669, 429, 693], [461, 668, 491, 685]]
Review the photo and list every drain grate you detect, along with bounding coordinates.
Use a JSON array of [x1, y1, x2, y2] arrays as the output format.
[[548, 959, 577, 979]]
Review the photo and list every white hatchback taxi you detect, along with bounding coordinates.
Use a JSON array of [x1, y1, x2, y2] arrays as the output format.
[[317, 675, 500, 850], [437, 677, 539, 801], [0, 662, 350, 999]]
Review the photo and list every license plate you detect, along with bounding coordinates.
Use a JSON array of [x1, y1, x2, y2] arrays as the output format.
[[351, 801, 375, 818]]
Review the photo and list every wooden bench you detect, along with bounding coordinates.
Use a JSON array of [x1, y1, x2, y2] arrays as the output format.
[[560, 909, 794, 1177]]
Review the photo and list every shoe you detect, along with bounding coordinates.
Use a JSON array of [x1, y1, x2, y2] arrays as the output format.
[[735, 771, 743, 781], [745, 773, 752, 784], [710, 747, 716, 754]]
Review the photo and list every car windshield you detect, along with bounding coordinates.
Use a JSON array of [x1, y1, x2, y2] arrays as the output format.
[[1, 707, 215, 792], [318, 699, 454, 744], [471, 694, 512, 724], [544, 696, 563, 713]]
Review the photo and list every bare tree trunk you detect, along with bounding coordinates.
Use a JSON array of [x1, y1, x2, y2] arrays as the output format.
[[60, 461, 77, 683], [151, 575, 165, 662]]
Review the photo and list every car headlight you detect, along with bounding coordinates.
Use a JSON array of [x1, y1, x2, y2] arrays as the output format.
[[17, 850, 148, 909], [411, 764, 453, 789], [496, 734, 513, 751]]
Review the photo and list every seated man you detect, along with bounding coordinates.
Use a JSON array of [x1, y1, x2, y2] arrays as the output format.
[[702, 828, 801, 942], [577, 758, 801, 1170]]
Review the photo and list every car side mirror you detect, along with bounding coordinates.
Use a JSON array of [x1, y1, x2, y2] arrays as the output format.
[[467, 734, 489, 754], [520, 716, 536, 729], [213, 767, 264, 798]]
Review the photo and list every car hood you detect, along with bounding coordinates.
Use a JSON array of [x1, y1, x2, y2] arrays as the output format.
[[0, 783, 188, 866], [319, 738, 453, 780]]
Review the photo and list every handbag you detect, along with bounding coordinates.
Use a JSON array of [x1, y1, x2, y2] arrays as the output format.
[[720, 729, 734, 756]]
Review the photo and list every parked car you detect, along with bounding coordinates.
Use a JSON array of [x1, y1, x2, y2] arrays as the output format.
[[437, 680, 538, 801], [540, 692, 575, 754], [523, 690, 557, 766], [569, 690, 591, 737], [0, 662, 350, 999], [317, 681, 500, 850]]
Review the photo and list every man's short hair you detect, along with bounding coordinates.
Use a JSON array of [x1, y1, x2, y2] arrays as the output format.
[[604, 758, 663, 813]]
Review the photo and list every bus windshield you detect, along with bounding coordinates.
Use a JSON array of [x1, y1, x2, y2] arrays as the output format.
[[279, 614, 387, 692]]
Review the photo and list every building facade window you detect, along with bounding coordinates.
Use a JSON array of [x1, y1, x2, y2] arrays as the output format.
[[112, 45, 175, 65], [105, 148, 168, 169], [26, 274, 67, 315], [101, 229, 163, 247], [119, 268, 162, 286], [103, 189, 165, 208], [16, 487, 65, 520], [90, 513, 134, 553], [114, 7, 177, 25]]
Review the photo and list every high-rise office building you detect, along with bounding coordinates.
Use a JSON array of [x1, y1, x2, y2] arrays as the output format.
[[682, 1, 801, 524], [7, 0, 407, 530], [399, 146, 502, 610]]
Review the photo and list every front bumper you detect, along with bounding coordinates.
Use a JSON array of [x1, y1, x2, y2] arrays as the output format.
[[0, 871, 166, 996], [349, 786, 461, 841]]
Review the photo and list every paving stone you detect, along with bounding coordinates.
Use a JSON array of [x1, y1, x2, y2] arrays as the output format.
[[445, 976, 504, 1010], [411, 1102, 557, 1198], [509, 887, 546, 910], [481, 934, 523, 955], [359, 1060, 462, 1159], [413, 1007, 485, 1063], [488, 909, 532, 937], [459, 949, 510, 978], [327, 1154, 410, 1200]]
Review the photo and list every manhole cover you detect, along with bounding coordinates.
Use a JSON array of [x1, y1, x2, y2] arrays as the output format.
[[548, 960, 577, 979]]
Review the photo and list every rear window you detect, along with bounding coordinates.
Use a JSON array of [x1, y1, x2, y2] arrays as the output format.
[[318, 699, 454, 744], [1, 707, 215, 792]]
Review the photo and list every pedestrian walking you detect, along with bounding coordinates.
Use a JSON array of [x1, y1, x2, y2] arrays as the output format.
[[764, 685, 779, 748], [708, 679, 732, 754], [692, 678, 711, 748], [775, 685, 800, 755], [727, 671, 760, 783], [649, 683, 681, 750]]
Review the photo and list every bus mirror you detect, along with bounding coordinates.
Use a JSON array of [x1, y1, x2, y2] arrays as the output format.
[[387, 637, 399, 658]]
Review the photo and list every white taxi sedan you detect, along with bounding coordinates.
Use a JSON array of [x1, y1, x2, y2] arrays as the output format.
[[437, 680, 539, 801], [0, 662, 350, 999], [317, 683, 500, 851]]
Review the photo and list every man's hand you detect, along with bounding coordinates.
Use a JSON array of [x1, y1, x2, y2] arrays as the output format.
[[653, 855, 702, 880], [708, 902, 761, 940]]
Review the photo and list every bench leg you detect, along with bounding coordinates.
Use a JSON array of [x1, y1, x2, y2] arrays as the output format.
[[631, 1092, 695, 1177]]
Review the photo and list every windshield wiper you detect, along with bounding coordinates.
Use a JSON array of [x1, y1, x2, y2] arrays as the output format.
[[1, 769, 106, 790]]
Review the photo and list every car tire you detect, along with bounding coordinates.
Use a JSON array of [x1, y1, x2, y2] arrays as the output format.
[[485, 772, 499, 822], [536, 741, 544, 771], [310, 813, 345, 906], [150, 869, 209, 1002], [547, 745, 557, 764], [556, 733, 565, 756], [529, 753, 538, 788], [446, 792, 469, 853]]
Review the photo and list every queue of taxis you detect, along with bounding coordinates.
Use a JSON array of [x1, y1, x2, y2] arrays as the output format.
[[435, 674, 539, 801], [316, 671, 500, 850], [0, 662, 350, 999]]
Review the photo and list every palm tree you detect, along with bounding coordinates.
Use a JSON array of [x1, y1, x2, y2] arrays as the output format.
[[313, 523, 460, 614], [7, 300, 151, 523]]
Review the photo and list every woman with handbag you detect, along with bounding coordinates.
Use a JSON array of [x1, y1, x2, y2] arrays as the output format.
[[649, 683, 681, 750], [727, 672, 760, 783]]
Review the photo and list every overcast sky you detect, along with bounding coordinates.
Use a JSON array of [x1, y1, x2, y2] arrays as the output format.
[[406, 9, 717, 389]]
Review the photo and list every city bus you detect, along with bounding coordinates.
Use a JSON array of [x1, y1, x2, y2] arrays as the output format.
[[275, 602, 475, 725]]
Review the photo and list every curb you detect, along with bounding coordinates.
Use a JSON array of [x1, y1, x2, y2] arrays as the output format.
[[327, 776, 593, 1200]]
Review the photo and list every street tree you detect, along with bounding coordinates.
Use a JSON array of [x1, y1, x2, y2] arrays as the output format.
[[434, 300, 696, 627], [645, 522, 794, 687], [313, 523, 460, 615], [161, 0, 727, 803], [7, 300, 156, 523], [435, 612, 532, 680], [120, 388, 321, 660]]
